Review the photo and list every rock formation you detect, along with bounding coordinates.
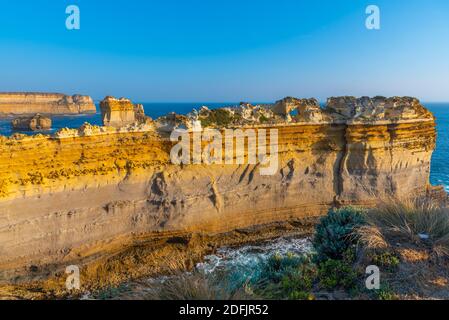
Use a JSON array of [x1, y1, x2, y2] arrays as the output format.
[[272, 97, 330, 123], [0, 93, 96, 116], [11, 114, 52, 131], [325, 96, 434, 122], [0, 96, 441, 286], [100, 96, 151, 128]]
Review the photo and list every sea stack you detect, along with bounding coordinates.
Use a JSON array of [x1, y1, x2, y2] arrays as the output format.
[[0, 93, 96, 116], [100, 96, 149, 127]]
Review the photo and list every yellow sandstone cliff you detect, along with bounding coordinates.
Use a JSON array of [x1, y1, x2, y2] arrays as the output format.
[[0, 96, 440, 284], [0, 92, 96, 116]]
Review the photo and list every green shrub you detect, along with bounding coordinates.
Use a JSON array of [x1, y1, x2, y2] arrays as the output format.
[[313, 207, 366, 263], [370, 251, 400, 272], [373, 284, 397, 300], [259, 114, 269, 123], [200, 109, 233, 127], [317, 259, 358, 290], [254, 253, 317, 300], [260, 253, 304, 282]]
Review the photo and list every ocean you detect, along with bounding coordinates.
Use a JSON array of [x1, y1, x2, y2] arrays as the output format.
[[428, 103, 449, 191], [0, 102, 448, 190]]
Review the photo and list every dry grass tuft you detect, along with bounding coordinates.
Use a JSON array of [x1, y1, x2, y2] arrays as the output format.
[[359, 198, 449, 258], [140, 272, 252, 300], [357, 225, 389, 250]]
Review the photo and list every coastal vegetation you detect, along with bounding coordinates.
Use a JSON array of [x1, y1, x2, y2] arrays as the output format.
[[142, 200, 449, 300], [199, 109, 236, 128]]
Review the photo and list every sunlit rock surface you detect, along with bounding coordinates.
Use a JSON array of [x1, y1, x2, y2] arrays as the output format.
[[0, 96, 440, 283], [0, 93, 96, 116], [11, 114, 52, 131], [100, 96, 152, 128]]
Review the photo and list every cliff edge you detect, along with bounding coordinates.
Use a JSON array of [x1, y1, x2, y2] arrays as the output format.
[[0, 96, 441, 286]]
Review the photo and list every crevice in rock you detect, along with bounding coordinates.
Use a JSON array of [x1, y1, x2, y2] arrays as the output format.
[[333, 124, 348, 206]]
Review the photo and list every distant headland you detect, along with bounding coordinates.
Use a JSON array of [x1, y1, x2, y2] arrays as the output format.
[[0, 92, 96, 117]]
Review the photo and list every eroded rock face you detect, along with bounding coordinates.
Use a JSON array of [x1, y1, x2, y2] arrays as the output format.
[[100, 96, 152, 128], [0, 93, 96, 116], [272, 97, 329, 123], [134, 104, 149, 124], [0, 95, 439, 284], [155, 112, 192, 132], [100, 96, 136, 127], [325, 96, 433, 122], [11, 114, 52, 131]]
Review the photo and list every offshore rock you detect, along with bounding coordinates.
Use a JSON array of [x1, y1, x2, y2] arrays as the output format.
[[100, 96, 136, 127], [100, 96, 151, 128], [11, 114, 52, 131]]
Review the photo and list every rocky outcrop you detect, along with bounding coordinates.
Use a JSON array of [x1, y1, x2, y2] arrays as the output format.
[[134, 104, 148, 124], [100, 96, 151, 128], [11, 114, 52, 131], [325, 96, 434, 122], [0, 96, 439, 285], [272, 97, 330, 123], [0, 93, 96, 116]]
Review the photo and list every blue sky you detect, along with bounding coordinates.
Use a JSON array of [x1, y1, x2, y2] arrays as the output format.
[[0, 0, 448, 102]]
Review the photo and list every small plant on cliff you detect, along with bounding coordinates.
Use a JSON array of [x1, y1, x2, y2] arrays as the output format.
[[317, 258, 358, 290], [259, 253, 305, 283], [374, 284, 397, 300], [200, 109, 234, 128], [259, 114, 269, 123], [254, 253, 317, 300], [313, 207, 366, 263], [369, 251, 400, 272]]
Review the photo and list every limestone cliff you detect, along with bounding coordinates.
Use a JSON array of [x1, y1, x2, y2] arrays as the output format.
[[100, 96, 151, 127], [100, 96, 136, 127], [0, 96, 439, 283], [0, 93, 96, 116]]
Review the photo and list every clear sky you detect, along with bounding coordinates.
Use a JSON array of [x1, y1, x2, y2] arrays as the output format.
[[0, 0, 448, 102]]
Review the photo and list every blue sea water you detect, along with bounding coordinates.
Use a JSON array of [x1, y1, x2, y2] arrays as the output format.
[[427, 103, 449, 191], [0, 102, 233, 136], [0, 102, 448, 190]]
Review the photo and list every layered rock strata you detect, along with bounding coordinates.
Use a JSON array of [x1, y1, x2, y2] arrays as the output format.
[[0, 93, 96, 116], [0, 96, 439, 283], [100, 96, 151, 128]]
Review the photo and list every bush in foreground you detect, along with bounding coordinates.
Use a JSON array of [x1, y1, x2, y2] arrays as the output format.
[[313, 207, 366, 263], [136, 200, 449, 300]]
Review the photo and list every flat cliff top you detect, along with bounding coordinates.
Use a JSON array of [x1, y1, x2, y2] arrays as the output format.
[[0, 95, 436, 140], [0, 92, 69, 96], [155, 95, 435, 133], [0, 92, 96, 117]]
